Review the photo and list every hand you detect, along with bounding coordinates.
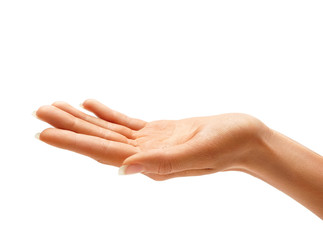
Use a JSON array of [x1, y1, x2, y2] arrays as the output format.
[[35, 99, 270, 181]]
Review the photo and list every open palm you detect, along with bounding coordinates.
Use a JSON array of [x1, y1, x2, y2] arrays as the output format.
[[36, 99, 266, 180]]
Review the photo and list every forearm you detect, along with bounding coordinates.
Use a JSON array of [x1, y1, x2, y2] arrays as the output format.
[[243, 129, 323, 220]]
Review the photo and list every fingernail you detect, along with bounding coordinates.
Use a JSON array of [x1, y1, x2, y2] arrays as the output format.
[[35, 133, 40, 140], [32, 111, 39, 119], [118, 164, 144, 175], [79, 103, 85, 108]]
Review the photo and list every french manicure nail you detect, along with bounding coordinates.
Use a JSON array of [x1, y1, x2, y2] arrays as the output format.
[[118, 164, 144, 175], [35, 133, 40, 140], [32, 111, 39, 119]]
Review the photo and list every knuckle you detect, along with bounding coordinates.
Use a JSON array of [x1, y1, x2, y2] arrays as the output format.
[[145, 174, 168, 181], [68, 117, 78, 129], [82, 114, 91, 122], [95, 158, 106, 165], [157, 157, 174, 175], [104, 121, 112, 130], [153, 176, 167, 181], [101, 128, 111, 140]]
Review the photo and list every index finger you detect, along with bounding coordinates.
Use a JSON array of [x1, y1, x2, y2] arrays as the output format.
[[39, 128, 139, 167]]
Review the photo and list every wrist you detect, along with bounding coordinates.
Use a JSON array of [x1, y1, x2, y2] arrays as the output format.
[[217, 115, 274, 173], [234, 124, 323, 219], [231, 121, 274, 173]]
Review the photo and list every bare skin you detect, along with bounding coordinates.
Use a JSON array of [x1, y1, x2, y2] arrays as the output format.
[[35, 99, 323, 220]]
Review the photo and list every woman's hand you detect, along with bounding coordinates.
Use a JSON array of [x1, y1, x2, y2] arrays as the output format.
[[35, 99, 323, 219], [35, 99, 270, 181]]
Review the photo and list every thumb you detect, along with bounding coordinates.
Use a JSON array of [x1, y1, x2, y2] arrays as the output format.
[[118, 143, 199, 175]]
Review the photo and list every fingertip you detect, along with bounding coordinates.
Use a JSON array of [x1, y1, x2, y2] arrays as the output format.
[[39, 128, 55, 140], [52, 101, 67, 108], [82, 99, 98, 107], [35, 129, 50, 141], [36, 105, 53, 119]]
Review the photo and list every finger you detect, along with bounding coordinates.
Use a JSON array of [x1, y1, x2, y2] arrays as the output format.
[[39, 128, 138, 167], [142, 168, 215, 181], [120, 141, 213, 175], [52, 101, 134, 139], [36, 105, 133, 145], [82, 99, 146, 130]]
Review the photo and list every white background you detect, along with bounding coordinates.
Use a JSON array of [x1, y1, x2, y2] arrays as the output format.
[[0, 0, 322, 239]]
